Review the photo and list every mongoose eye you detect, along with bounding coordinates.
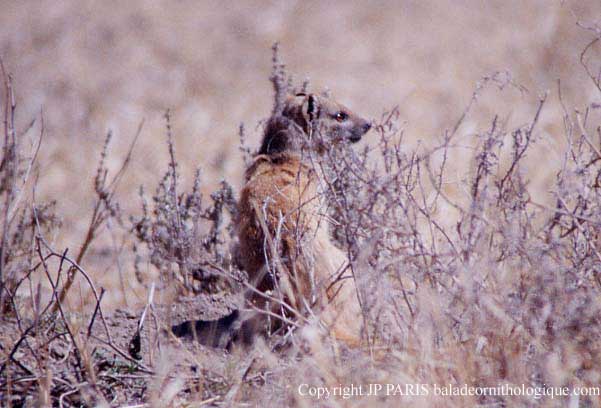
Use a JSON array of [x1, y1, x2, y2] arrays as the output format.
[[335, 111, 348, 122]]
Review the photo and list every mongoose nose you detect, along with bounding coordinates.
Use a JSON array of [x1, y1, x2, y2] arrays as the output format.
[[363, 122, 372, 133]]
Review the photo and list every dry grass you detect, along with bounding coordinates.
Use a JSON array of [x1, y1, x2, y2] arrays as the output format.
[[1, 1, 601, 406]]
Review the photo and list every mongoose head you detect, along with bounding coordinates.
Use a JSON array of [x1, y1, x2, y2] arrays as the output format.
[[259, 93, 372, 155]]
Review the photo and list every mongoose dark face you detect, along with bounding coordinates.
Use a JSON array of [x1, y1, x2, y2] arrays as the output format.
[[259, 93, 372, 155]]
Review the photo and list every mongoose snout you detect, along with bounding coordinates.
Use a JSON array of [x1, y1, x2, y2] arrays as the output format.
[[348, 120, 372, 143]]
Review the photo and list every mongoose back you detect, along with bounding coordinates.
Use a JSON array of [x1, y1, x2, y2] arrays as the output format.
[[237, 92, 371, 345]]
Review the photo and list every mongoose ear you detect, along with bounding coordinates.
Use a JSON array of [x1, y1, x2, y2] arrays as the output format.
[[302, 94, 319, 123]]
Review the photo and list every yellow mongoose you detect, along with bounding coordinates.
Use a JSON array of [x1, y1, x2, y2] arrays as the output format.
[[237, 92, 372, 345]]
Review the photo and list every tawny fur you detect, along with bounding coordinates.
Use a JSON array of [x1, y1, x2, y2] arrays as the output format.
[[237, 93, 371, 345]]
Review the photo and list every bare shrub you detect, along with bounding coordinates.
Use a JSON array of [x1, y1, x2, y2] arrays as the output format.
[[0, 62, 147, 406], [288, 71, 601, 407], [49, 125, 141, 314], [131, 110, 240, 296], [0, 60, 60, 315]]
